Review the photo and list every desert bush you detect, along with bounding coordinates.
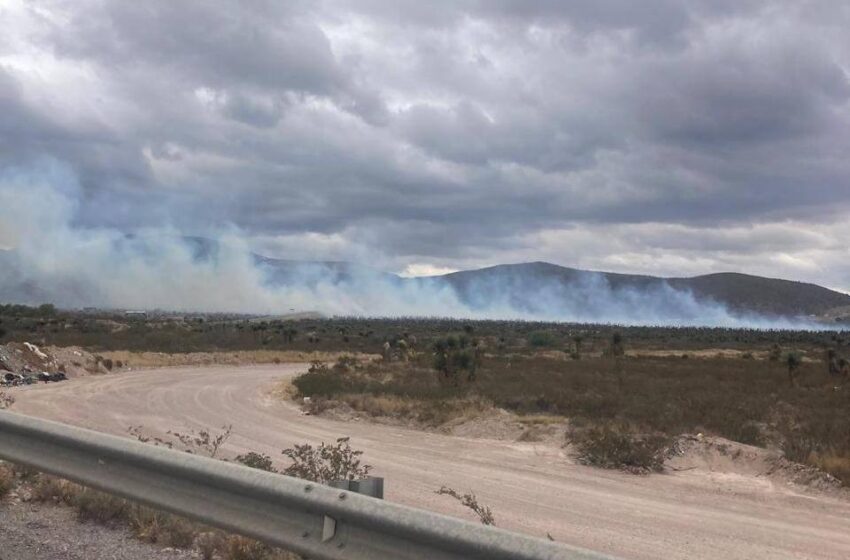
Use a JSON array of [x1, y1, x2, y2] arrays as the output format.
[[604, 332, 626, 357], [333, 354, 360, 372], [571, 422, 668, 473], [432, 335, 480, 384], [129, 424, 233, 457], [291, 367, 346, 397], [785, 351, 803, 386], [527, 331, 556, 348], [171, 425, 233, 458], [235, 451, 278, 472], [281, 437, 371, 483], [435, 486, 495, 525], [780, 432, 817, 464]]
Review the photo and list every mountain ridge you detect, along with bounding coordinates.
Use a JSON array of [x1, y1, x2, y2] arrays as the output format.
[[2, 243, 849, 322], [435, 261, 850, 319]]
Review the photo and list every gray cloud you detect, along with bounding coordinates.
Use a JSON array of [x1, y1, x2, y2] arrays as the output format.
[[1, 0, 850, 291]]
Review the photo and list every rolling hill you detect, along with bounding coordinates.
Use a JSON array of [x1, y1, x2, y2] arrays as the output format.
[[2, 239, 849, 323], [437, 262, 850, 320]]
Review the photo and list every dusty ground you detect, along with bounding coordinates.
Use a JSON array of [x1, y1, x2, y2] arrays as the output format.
[[9, 364, 850, 560], [0, 496, 196, 560]]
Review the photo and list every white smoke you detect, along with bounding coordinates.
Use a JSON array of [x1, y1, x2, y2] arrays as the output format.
[[0, 165, 832, 329]]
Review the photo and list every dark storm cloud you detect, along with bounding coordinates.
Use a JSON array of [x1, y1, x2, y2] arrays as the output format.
[[2, 0, 850, 287]]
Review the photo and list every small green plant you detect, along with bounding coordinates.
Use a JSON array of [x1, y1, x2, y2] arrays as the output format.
[[527, 331, 555, 348], [281, 437, 371, 483], [432, 335, 480, 385]]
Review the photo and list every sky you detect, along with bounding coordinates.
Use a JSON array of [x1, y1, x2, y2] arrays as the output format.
[[1, 1, 850, 290]]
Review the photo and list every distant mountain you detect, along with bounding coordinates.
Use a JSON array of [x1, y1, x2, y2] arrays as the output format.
[[3, 238, 849, 323], [666, 272, 850, 317], [438, 262, 850, 320]]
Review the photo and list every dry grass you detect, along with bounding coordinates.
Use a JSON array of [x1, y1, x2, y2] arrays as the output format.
[[0, 463, 14, 499], [518, 414, 565, 426], [100, 349, 379, 369], [218, 535, 299, 560], [292, 350, 850, 482], [73, 487, 130, 524], [305, 393, 493, 427], [127, 506, 197, 548], [30, 475, 78, 504], [809, 453, 850, 484]]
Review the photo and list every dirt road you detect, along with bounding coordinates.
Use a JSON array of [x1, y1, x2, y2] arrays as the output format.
[[9, 365, 850, 559]]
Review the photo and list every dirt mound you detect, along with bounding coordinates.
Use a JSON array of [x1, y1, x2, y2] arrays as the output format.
[[0, 342, 59, 374], [667, 434, 843, 493], [47, 346, 104, 377], [0, 343, 101, 378]]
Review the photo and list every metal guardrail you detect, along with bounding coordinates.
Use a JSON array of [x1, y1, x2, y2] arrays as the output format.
[[0, 410, 615, 560]]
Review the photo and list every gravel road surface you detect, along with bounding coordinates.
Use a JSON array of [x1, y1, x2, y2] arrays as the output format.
[[9, 364, 850, 559]]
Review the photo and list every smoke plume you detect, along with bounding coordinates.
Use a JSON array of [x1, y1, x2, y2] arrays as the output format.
[[0, 166, 830, 329]]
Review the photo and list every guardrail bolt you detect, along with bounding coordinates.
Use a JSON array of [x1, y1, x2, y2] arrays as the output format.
[[302, 531, 310, 538], [338, 492, 347, 500], [304, 485, 312, 492]]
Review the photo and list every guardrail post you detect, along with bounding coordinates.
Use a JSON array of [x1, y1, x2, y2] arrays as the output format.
[[330, 476, 384, 499], [324, 477, 384, 542]]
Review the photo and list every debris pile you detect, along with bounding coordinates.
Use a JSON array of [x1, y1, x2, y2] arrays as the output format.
[[0, 342, 101, 386]]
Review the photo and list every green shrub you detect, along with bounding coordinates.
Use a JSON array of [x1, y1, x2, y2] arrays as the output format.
[[432, 335, 480, 384], [527, 331, 556, 348], [292, 369, 347, 397], [281, 437, 371, 483]]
